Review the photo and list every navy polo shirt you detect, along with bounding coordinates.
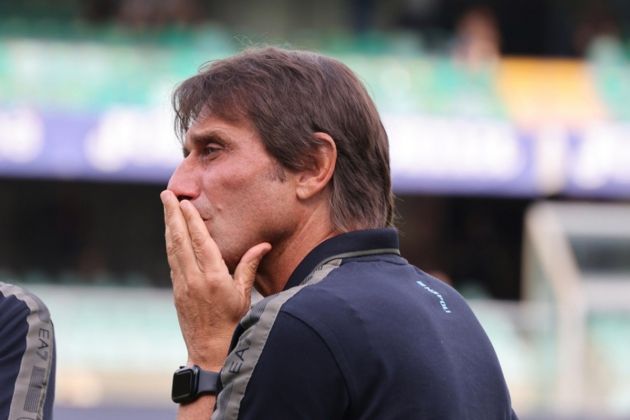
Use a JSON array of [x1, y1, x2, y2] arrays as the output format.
[[0, 282, 56, 420], [213, 229, 517, 419]]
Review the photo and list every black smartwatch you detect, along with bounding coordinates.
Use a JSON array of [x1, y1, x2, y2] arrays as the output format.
[[171, 365, 220, 404]]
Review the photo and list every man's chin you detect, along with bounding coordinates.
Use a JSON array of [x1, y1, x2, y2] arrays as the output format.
[[220, 250, 240, 274], [214, 238, 258, 274]]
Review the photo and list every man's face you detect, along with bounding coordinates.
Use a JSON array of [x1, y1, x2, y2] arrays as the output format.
[[167, 114, 299, 271]]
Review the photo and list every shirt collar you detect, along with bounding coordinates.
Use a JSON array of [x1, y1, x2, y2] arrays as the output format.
[[283, 228, 400, 291]]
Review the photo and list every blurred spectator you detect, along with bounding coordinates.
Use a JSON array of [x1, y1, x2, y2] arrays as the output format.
[[116, 0, 206, 28], [573, 1, 622, 58], [452, 5, 500, 69]]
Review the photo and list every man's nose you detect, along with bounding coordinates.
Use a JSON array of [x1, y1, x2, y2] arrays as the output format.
[[167, 157, 199, 201]]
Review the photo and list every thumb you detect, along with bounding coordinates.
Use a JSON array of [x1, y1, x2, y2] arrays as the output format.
[[234, 242, 272, 295]]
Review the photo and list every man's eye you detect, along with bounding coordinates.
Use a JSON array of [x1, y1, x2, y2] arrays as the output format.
[[201, 145, 221, 157]]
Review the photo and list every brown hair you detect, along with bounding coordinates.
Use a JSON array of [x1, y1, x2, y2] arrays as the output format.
[[172, 47, 394, 231]]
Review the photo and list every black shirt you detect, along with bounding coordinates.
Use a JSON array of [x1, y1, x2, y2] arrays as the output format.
[[213, 229, 517, 419]]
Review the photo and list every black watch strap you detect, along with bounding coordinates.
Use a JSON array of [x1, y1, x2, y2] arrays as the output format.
[[172, 365, 220, 404], [197, 368, 220, 395]]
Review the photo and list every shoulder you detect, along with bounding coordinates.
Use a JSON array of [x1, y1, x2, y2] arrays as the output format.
[[0, 282, 52, 322], [283, 253, 409, 310], [0, 282, 53, 342], [280, 253, 470, 330], [278, 254, 496, 373], [0, 281, 55, 358], [0, 282, 56, 420]]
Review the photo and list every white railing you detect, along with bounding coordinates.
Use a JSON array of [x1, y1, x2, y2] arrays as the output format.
[[522, 201, 630, 416]]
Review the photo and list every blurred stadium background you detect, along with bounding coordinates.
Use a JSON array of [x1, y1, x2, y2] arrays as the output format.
[[1, 0, 630, 418]]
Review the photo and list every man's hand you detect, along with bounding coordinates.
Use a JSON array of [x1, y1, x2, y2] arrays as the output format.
[[160, 190, 271, 370]]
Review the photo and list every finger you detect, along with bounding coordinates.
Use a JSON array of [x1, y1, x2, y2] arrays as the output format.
[[160, 190, 195, 275], [179, 199, 227, 274], [234, 242, 272, 296]]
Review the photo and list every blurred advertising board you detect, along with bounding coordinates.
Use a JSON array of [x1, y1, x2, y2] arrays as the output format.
[[565, 124, 630, 197], [1, 37, 630, 198]]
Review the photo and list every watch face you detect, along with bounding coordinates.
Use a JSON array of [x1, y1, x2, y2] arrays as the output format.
[[172, 369, 195, 401]]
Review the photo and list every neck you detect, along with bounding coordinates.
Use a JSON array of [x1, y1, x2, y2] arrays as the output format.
[[255, 208, 339, 296]]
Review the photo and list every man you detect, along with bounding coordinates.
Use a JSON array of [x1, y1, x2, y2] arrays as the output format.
[[161, 47, 517, 419], [0, 282, 56, 420]]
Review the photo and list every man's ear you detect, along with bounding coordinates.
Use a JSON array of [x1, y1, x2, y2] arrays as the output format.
[[296, 132, 337, 200]]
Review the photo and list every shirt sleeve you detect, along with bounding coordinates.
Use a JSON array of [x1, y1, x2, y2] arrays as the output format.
[[215, 310, 349, 420], [0, 283, 56, 420]]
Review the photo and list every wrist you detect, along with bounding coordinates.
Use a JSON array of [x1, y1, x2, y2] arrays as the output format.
[[186, 338, 231, 371], [186, 358, 224, 372], [187, 347, 227, 371]]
